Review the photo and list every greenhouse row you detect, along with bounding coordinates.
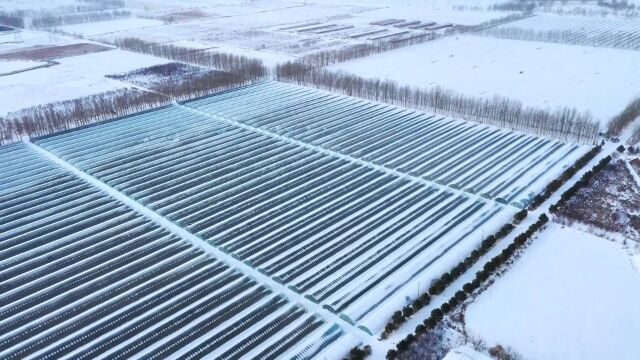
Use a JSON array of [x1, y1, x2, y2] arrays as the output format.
[[0, 144, 342, 360]]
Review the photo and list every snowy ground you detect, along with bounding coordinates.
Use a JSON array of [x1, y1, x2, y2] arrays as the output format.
[[47, 1, 512, 64], [0, 28, 80, 52], [0, 59, 47, 74], [464, 223, 640, 360], [59, 18, 165, 37], [331, 35, 640, 127], [0, 49, 168, 114]]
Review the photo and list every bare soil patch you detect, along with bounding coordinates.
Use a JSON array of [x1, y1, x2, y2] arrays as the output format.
[[106, 62, 221, 88], [0, 43, 111, 61], [556, 158, 640, 240], [159, 10, 209, 23]]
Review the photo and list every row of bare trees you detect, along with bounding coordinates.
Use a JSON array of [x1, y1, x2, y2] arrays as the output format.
[[630, 126, 640, 145], [0, 12, 24, 28], [608, 96, 640, 135], [480, 26, 640, 51], [33, 10, 131, 28], [298, 32, 438, 67], [450, 12, 533, 33], [107, 62, 258, 100], [0, 89, 169, 145], [112, 37, 267, 80], [491, 0, 640, 17], [0, 1, 126, 29], [275, 63, 599, 144], [292, 13, 530, 68]]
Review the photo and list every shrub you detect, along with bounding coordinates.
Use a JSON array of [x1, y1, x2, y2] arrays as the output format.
[[431, 308, 443, 321], [392, 311, 403, 325], [385, 323, 395, 334], [424, 317, 437, 329], [402, 305, 415, 318], [397, 339, 409, 351], [476, 270, 489, 281], [349, 346, 368, 360], [440, 302, 451, 314], [419, 293, 431, 304], [513, 209, 527, 222], [386, 349, 397, 360]]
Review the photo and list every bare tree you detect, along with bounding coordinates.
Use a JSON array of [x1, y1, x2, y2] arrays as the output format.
[[275, 64, 599, 144], [112, 37, 267, 80], [608, 96, 640, 136], [0, 88, 169, 145]]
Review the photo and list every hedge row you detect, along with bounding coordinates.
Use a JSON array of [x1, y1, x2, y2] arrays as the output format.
[[550, 154, 613, 213], [346, 345, 372, 360], [528, 145, 602, 209], [380, 217, 520, 338], [386, 214, 549, 360]]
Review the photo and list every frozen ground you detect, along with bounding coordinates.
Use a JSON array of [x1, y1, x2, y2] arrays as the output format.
[[50, 1, 511, 64], [331, 35, 640, 127], [0, 49, 168, 114], [0, 59, 47, 74], [0, 29, 80, 52], [465, 223, 640, 360], [555, 157, 640, 241], [491, 14, 640, 33], [60, 18, 165, 37]]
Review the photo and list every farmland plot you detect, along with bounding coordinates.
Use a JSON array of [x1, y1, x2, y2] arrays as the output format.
[[0, 49, 169, 115], [481, 14, 640, 51], [331, 35, 640, 124], [0, 143, 342, 360], [35, 95, 513, 335], [183, 81, 586, 207]]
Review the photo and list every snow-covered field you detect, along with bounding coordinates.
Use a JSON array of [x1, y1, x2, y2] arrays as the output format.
[[331, 35, 640, 126], [465, 223, 640, 360], [492, 14, 640, 33], [0, 28, 80, 52], [0, 59, 47, 74], [59, 18, 165, 37], [479, 14, 640, 51], [47, 1, 512, 64], [0, 49, 168, 114]]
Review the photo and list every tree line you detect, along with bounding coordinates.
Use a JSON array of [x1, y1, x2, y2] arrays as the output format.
[[380, 218, 518, 339], [0, 89, 169, 145], [112, 37, 267, 80], [294, 13, 529, 68], [528, 145, 602, 209], [275, 64, 599, 144], [106, 63, 258, 101], [297, 32, 437, 67], [391, 145, 618, 359], [550, 153, 613, 214], [479, 26, 640, 51], [0, 40, 268, 145], [387, 214, 550, 359], [0, 12, 24, 28], [630, 126, 640, 145], [33, 10, 131, 28], [0, 1, 126, 29], [608, 96, 640, 136]]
